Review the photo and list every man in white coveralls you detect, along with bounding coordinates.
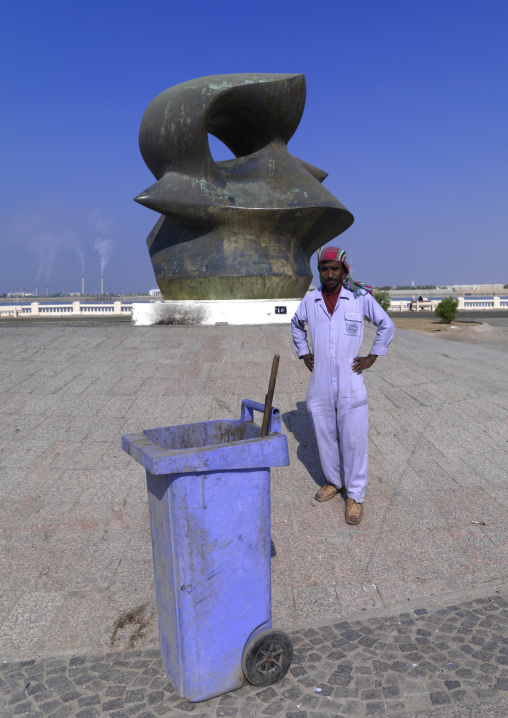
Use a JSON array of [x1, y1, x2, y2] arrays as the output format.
[[291, 246, 395, 525]]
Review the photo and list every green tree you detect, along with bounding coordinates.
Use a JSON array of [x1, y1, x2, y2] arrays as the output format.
[[373, 288, 391, 313], [435, 296, 459, 323]]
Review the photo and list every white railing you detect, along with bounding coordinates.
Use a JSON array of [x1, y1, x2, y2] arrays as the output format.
[[390, 300, 439, 312], [2, 297, 507, 319], [390, 296, 508, 312], [0, 301, 133, 318], [463, 299, 493, 309], [38, 305, 73, 313]]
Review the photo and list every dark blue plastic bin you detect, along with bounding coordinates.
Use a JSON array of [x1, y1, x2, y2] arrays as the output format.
[[121, 399, 291, 702]]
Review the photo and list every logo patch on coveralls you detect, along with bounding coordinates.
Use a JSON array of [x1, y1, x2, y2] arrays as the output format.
[[344, 312, 363, 336], [345, 321, 359, 335]]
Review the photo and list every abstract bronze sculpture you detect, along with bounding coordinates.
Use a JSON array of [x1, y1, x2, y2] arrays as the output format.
[[136, 73, 353, 300]]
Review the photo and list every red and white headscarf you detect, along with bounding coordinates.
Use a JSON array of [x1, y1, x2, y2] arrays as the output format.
[[317, 246, 373, 297]]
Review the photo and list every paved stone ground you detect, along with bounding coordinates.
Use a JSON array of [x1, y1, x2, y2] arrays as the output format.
[[0, 320, 507, 715], [391, 316, 508, 352], [4, 592, 508, 716]]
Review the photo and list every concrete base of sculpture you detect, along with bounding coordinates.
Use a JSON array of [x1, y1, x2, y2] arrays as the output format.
[[131, 299, 302, 326]]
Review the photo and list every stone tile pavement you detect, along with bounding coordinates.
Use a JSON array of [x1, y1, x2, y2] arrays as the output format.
[[4, 593, 508, 717], [0, 319, 507, 715]]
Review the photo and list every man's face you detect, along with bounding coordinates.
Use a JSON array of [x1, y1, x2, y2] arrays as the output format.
[[319, 260, 345, 292]]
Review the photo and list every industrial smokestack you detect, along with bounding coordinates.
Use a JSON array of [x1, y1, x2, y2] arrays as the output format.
[[101, 277, 104, 295], [82, 277, 85, 296], [35, 287, 38, 297]]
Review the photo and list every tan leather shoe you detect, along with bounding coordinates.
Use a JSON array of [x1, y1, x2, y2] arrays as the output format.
[[314, 484, 338, 502], [345, 498, 364, 524]]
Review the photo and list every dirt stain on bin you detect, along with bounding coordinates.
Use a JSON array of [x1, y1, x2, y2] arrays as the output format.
[[110, 603, 153, 648]]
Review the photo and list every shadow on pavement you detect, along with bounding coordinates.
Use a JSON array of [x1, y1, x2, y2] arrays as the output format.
[[282, 400, 324, 489]]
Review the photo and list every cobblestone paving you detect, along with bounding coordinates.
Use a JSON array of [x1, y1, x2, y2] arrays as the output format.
[[4, 594, 508, 717]]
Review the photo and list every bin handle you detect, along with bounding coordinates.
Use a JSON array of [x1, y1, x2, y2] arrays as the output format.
[[241, 399, 281, 434]]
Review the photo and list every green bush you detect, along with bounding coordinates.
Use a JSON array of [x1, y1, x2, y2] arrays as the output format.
[[435, 296, 459, 323], [373, 289, 391, 313]]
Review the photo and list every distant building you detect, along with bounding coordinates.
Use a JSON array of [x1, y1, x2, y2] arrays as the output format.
[[149, 288, 162, 297], [450, 284, 504, 291]]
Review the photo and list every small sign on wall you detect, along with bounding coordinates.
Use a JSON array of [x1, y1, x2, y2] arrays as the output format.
[[275, 306, 287, 314]]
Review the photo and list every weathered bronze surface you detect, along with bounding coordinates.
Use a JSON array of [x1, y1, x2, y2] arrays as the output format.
[[136, 73, 353, 300]]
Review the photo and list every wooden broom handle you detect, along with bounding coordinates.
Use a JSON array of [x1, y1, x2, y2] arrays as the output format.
[[261, 355, 280, 437]]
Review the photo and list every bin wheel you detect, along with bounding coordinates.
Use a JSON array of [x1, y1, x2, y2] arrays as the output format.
[[242, 629, 293, 686]]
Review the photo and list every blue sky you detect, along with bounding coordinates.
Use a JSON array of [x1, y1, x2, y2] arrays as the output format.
[[1, 0, 507, 294]]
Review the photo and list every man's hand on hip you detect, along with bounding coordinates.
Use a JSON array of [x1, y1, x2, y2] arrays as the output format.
[[301, 353, 314, 372], [352, 354, 377, 374]]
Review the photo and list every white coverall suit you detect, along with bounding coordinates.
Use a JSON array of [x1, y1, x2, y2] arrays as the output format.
[[291, 286, 395, 501]]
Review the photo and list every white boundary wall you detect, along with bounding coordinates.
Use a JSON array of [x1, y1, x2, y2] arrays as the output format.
[[131, 299, 302, 326]]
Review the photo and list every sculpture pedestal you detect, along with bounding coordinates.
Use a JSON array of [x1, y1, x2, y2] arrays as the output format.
[[131, 299, 302, 326]]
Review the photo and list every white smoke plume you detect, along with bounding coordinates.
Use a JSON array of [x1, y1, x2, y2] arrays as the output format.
[[94, 237, 115, 277], [72, 241, 85, 275], [89, 208, 115, 235], [33, 232, 58, 287]]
